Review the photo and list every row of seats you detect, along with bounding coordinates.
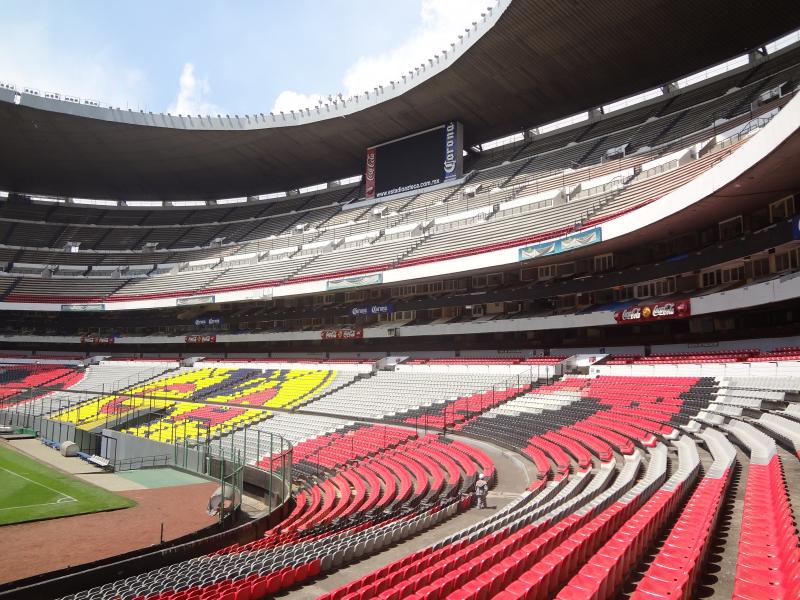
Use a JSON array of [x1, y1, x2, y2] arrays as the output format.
[[606, 347, 800, 365], [321, 374, 710, 598], [406, 356, 565, 365], [59, 434, 490, 600], [2, 74, 795, 305], [319, 374, 798, 600], [45, 367, 800, 599], [0, 364, 83, 404], [325, 439, 652, 599], [299, 370, 532, 420], [49, 367, 346, 441], [4, 362, 173, 417], [392, 382, 537, 430], [726, 421, 800, 600]]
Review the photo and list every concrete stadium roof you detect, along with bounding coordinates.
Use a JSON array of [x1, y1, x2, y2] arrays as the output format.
[[0, 0, 798, 200]]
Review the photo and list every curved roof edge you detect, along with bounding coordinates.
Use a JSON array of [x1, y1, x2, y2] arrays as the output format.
[[0, 2, 508, 132], [1, 0, 799, 200]]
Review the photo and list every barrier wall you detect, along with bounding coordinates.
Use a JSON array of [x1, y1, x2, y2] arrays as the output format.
[[0, 499, 291, 600], [589, 360, 800, 378]]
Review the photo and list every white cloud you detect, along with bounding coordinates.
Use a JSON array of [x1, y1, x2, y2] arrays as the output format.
[[167, 63, 220, 116], [271, 90, 325, 114], [343, 0, 490, 96], [272, 0, 490, 111], [0, 21, 149, 109]]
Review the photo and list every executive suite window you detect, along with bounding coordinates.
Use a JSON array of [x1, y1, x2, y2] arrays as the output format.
[[752, 257, 771, 278], [718, 215, 743, 241], [556, 263, 576, 277], [769, 196, 793, 222], [391, 285, 417, 297], [557, 295, 576, 309], [703, 264, 745, 288], [538, 265, 556, 280], [471, 273, 504, 288], [721, 265, 745, 283], [594, 253, 614, 273], [614, 286, 635, 301], [775, 252, 791, 273], [636, 278, 676, 297]]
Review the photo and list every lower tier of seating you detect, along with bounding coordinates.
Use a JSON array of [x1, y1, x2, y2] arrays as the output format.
[[58, 433, 492, 600], [51, 371, 800, 600]]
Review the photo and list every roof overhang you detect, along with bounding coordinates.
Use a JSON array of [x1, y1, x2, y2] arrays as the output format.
[[0, 0, 798, 200]]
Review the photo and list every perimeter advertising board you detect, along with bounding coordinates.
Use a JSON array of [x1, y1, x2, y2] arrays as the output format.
[[614, 299, 691, 324]]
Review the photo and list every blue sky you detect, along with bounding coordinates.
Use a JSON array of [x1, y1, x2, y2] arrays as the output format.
[[0, 0, 491, 115]]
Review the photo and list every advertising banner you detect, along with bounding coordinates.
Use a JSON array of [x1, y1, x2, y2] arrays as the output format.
[[365, 146, 377, 199], [185, 334, 217, 343], [518, 228, 602, 262], [350, 303, 394, 317], [194, 316, 223, 327], [326, 273, 383, 291], [614, 299, 691, 324], [177, 295, 215, 306], [80, 335, 115, 345], [62, 304, 105, 312], [320, 328, 364, 341], [442, 121, 460, 183]]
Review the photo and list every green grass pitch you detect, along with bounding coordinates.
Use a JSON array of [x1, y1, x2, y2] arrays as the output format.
[[0, 443, 135, 526]]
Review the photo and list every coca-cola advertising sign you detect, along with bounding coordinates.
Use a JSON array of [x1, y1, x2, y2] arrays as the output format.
[[185, 334, 217, 344], [614, 299, 691, 324], [80, 335, 115, 345], [320, 328, 364, 341], [365, 147, 377, 199]]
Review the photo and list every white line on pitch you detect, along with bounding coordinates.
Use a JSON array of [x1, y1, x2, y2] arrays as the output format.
[[0, 498, 77, 511], [0, 465, 78, 503]]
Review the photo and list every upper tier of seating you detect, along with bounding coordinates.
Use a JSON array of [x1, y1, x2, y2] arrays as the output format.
[[1, 48, 798, 304]]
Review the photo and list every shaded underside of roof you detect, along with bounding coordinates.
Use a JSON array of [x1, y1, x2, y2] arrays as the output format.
[[0, 0, 798, 200]]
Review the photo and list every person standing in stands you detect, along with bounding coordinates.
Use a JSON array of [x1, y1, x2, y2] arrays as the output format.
[[475, 473, 488, 509]]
